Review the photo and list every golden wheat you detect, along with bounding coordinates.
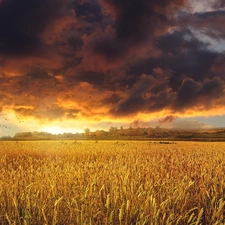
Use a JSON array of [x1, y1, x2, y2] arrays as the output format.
[[0, 140, 224, 224]]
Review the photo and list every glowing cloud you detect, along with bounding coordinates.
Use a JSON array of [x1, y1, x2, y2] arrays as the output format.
[[0, 0, 225, 136]]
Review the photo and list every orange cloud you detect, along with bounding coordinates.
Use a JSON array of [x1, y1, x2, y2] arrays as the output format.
[[0, 0, 225, 135]]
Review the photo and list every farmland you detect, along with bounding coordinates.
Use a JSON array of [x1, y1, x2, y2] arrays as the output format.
[[0, 140, 224, 224]]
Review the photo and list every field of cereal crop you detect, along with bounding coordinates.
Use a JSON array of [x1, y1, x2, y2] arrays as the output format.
[[0, 140, 224, 224]]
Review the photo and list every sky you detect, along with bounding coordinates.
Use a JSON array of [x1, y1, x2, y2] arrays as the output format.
[[0, 0, 225, 136]]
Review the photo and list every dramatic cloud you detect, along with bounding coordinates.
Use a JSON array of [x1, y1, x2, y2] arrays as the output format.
[[159, 115, 177, 126], [0, 0, 225, 134], [0, 0, 75, 57], [99, 0, 186, 41], [178, 10, 225, 40], [175, 76, 224, 111], [213, 0, 225, 9]]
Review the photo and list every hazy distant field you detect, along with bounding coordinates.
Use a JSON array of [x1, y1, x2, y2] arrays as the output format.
[[0, 140, 224, 224]]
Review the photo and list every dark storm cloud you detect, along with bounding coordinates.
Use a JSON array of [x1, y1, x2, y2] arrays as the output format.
[[99, 0, 185, 43], [213, 0, 225, 9], [110, 72, 176, 116], [111, 73, 224, 117], [175, 76, 224, 110], [157, 30, 220, 89], [102, 92, 123, 105], [129, 30, 219, 91], [211, 56, 225, 78], [93, 38, 127, 60], [108, 26, 225, 117], [1, 0, 225, 122], [130, 120, 150, 128], [79, 0, 186, 70], [159, 115, 176, 125], [178, 10, 225, 40], [0, 0, 73, 57], [27, 68, 51, 80], [76, 71, 106, 86], [73, 0, 102, 23]]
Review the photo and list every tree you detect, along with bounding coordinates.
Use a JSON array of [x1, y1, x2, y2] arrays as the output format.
[[84, 128, 90, 136]]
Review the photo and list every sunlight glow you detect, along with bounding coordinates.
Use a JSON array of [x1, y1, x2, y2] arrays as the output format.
[[42, 126, 69, 134]]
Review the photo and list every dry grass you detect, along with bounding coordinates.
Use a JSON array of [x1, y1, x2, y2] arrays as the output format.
[[0, 140, 224, 224]]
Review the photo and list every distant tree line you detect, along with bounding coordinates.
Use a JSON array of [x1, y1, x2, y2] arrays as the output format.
[[1, 127, 225, 141]]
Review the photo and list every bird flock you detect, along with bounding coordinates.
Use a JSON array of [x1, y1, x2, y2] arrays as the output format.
[[0, 113, 25, 132]]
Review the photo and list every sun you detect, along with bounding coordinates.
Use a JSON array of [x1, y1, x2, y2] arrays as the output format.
[[41, 124, 84, 134], [42, 126, 68, 134]]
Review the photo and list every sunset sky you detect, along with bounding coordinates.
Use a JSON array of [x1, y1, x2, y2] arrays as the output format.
[[0, 0, 225, 136]]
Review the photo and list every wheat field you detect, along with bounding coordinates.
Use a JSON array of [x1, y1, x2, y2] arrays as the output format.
[[0, 140, 224, 225]]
